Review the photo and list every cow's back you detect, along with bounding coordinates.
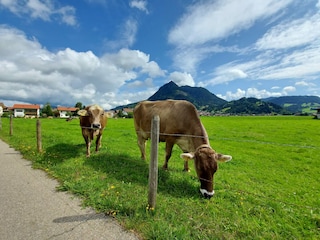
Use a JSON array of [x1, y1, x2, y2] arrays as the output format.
[[133, 100, 204, 139]]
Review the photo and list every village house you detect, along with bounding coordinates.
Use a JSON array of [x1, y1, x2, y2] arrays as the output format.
[[12, 104, 40, 118], [312, 107, 320, 119], [56, 106, 79, 118], [0, 102, 7, 116]]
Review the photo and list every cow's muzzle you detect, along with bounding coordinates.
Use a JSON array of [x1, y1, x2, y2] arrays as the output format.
[[91, 123, 101, 129], [200, 189, 214, 199]]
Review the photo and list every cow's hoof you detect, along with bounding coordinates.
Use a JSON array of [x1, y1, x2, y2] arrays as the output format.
[[183, 168, 190, 172]]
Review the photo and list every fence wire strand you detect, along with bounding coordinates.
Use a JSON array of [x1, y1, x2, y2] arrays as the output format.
[[106, 128, 319, 211]]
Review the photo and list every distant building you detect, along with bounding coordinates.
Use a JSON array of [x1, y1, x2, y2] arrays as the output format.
[[12, 104, 40, 118], [312, 107, 320, 119], [56, 106, 79, 118]]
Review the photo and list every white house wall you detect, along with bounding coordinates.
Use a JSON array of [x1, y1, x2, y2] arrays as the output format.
[[14, 109, 25, 117]]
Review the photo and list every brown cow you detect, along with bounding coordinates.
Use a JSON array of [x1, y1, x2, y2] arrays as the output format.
[[77, 105, 107, 157], [133, 100, 232, 198]]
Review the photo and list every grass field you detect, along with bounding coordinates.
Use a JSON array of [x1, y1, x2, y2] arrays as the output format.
[[0, 116, 319, 239]]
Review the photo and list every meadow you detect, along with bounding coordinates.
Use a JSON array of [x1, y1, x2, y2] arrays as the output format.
[[0, 116, 319, 239]]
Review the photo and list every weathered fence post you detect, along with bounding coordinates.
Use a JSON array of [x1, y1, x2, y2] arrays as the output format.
[[0, 106, 2, 130], [148, 115, 160, 210], [36, 119, 42, 153], [9, 115, 13, 136]]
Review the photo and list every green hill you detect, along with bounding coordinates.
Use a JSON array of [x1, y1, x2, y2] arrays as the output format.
[[219, 97, 284, 115], [264, 96, 320, 113]]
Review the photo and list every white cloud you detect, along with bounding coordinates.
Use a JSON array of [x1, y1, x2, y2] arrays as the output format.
[[122, 19, 138, 47], [170, 44, 242, 73], [0, 26, 166, 109], [223, 88, 246, 100], [104, 18, 138, 50], [256, 13, 320, 50], [168, 71, 195, 87], [0, 0, 77, 26], [271, 86, 280, 90], [168, 0, 293, 47], [167, 0, 293, 73], [283, 86, 296, 94], [221, 87, 284, 101], [129, 0, 148, 14], [295, 81, 316, 87], [106, 48, 164, 77]]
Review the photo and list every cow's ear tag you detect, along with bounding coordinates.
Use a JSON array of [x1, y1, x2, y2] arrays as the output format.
[[180, 153, 194, 161], [77, 110, 88, 116]]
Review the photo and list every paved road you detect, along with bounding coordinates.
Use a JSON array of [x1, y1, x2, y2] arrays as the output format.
[[0, 139, 140, 240]]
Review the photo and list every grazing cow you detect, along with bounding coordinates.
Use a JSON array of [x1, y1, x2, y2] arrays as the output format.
[[77, 105, 107, 157], [133, 100, 232, 198]]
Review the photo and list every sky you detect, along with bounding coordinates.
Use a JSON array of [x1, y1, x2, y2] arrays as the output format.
[[0, 0, 320, 109]]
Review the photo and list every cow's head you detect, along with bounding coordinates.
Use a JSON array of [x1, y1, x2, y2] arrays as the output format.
[[180, 145, 232, 199], [77, 105, 105, 129]]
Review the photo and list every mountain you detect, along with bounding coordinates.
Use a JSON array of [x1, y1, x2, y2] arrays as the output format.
[[113, 82, 319, 115], [264, 96, 320, 113], [148, 81, 227, 110], [219, 97, 284, 115]]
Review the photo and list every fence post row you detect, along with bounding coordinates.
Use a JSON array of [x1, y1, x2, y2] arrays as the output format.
[[148, 115, 160, 210]]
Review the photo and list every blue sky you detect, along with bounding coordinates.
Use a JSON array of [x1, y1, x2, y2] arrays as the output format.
[[0, 0, 319, 109]]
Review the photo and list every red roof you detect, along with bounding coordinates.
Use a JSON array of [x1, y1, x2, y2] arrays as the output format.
[[57, 106, 79, 111], [12, 104, 40, 109]]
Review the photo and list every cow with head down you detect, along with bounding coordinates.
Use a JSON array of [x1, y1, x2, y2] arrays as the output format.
[[133, 100, 232, 198], [77, 105, 107, 157]]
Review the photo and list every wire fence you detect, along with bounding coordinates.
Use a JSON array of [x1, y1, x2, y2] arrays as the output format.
[[107, 128, 320, 211], [107, 129, 320, 150], [2, 118, 319, 211]]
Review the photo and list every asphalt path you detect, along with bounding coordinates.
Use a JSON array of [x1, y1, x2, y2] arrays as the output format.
[[0, 139, 140, 240]]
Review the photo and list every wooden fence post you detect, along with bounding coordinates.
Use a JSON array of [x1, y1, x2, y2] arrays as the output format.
[[148, 115, 160, 210], [9, 115, 13, 136], [0, 106, 2, 130], [36, 119, 42, 153]]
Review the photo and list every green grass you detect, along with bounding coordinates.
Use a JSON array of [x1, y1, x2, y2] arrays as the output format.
[[0, 116, 319, 239]]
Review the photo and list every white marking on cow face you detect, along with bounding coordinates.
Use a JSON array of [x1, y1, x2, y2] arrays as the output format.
[[88, 105, 104, 129], [200, 189, 214, 199]]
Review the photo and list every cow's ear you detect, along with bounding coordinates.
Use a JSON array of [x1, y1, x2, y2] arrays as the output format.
[[77, 109, 88, 116], [180, 152, 194, 161], [216, 154, 232, 162]]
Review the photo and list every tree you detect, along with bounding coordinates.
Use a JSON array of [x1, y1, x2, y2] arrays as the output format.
[[42, 102, 53, 117], [75, 102, 83, 109]]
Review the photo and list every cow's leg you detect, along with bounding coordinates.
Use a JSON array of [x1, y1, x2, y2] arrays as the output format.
[[85, 137, 91, 157], [95, 134, 102, 152], [163, 142, 174, 170], [183, 156, 190, 172], [137, 135, 146, 160], [82, 131, 91, 157]]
